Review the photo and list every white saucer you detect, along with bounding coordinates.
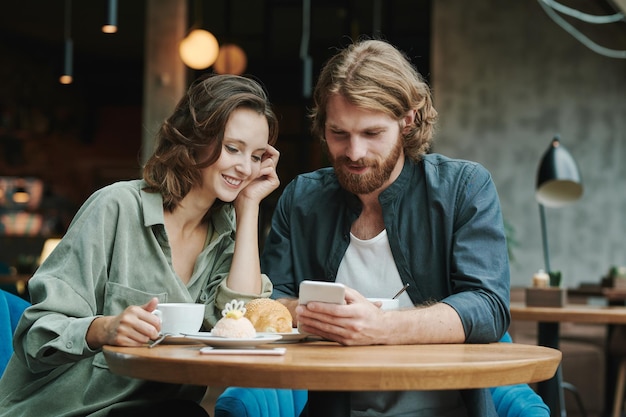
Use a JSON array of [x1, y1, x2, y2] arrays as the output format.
[[180, 332, 282, 348], [259, 328, 308, 343]]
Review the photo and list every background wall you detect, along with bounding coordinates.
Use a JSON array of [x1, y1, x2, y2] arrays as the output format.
[[432, 0, 626, 287], [1, 0, 624, 290]]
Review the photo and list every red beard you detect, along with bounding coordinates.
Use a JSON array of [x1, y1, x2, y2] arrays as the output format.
[[331, 138, 402, 195]]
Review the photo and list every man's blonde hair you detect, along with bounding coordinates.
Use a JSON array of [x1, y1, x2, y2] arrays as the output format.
[[310, 39, 438, 162]]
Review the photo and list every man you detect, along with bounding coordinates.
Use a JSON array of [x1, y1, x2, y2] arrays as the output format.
[[261, 39, 510, 416]]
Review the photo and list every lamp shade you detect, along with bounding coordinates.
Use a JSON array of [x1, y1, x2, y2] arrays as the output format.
[[59, 38, 73, 85], [535, 135, 583, 208], [12, 187, 30, 204], [102, 0, 118, 33], [179, 29, 219, 70], [214, 44, 247, 75]]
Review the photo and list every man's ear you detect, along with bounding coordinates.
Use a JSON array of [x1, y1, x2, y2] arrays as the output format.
[[401, 109, 417, 133]]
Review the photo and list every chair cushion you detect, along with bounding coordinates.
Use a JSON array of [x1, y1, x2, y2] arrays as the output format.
[[490, 384, 550, 417], [0, 289, 30, 375], [214, 387, 307, 417], [490, 332, 550, 417]]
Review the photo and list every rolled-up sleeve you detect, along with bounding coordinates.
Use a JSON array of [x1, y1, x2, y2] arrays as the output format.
[[441, 164, 510, 343]]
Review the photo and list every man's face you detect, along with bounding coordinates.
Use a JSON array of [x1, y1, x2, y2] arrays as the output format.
[[324, 95, 405, 195]]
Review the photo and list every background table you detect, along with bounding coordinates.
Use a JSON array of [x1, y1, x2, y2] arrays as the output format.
[[0, 274, 31, 297], [510, 302, 626, 417], [569, 286, 626, 305], [104, 340, 561, 416]]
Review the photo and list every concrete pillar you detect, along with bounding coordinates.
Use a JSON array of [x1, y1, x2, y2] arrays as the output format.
[[141, 0, 187, 166]]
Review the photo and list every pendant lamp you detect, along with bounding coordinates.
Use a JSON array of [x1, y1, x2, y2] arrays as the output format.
[[59, 0, 73, 84], [179, 0, 219, 70], [102, 0, 118, 34]]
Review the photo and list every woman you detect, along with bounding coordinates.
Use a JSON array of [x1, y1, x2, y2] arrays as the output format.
[[0, 74, 280, 416]]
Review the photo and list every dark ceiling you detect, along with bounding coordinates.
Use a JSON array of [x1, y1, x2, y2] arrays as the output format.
[[0, 0, 432, 109], [3, 0, 625, 115], [1, 0, 146, 107], [0, 0, 146, 61]]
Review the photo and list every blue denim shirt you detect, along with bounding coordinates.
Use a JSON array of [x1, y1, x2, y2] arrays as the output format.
[[262, 154, 510, 342], [261, 154, 511, 416]]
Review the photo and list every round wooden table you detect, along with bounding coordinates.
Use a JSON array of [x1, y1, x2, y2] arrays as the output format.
[[104, 340, 561, 416]]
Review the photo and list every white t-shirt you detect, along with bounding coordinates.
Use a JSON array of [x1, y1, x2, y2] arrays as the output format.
[[336, 231, 467, 417], [336, 230, 412, 307]]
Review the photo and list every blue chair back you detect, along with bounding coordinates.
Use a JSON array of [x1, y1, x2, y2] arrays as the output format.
[[215, 387, 307, 417], [0, 289, 30, 376]]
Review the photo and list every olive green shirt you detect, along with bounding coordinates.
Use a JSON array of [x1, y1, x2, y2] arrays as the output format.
[[0, 180, 272, 416]]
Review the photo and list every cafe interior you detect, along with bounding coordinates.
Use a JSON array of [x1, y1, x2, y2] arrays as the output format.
[[1, 0, 625, 416]]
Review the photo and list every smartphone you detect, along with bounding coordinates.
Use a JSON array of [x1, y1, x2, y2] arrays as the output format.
[[298, 280, 346, 306], [297, 280, 346, 336]]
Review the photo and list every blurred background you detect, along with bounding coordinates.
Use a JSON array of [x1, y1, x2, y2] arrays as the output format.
[[0, 0, 625, 290]]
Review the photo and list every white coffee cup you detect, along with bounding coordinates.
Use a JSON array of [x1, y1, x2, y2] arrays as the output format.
[[153, 303, 205, 335], [366, 298, 400, 311]]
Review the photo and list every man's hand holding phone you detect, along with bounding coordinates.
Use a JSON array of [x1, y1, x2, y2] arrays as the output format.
[[297, 280, 346, 335]]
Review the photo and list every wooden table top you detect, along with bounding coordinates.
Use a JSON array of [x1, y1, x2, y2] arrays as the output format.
[[103, 340, 561, 391], [510, 302, 626, 324]]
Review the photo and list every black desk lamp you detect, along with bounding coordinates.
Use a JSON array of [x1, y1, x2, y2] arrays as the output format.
[[536, 134, 583, 280], [535, 134, 583, 417]]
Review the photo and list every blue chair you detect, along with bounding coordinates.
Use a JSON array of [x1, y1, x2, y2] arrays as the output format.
[[215, 388, 307, 417], [489, 332, 550, 417], [0, 289, 30, 376], [214, 333, 550, 417]]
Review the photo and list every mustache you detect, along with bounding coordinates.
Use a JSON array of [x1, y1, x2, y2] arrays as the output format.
[[335, 156, 375, 168]]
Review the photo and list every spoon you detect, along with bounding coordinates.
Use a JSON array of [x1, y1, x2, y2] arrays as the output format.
[[392, 283, 410, 299], [148, 333, 173, 348]]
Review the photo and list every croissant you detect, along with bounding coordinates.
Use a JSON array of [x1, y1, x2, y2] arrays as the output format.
[[244, 298, 293, 333]]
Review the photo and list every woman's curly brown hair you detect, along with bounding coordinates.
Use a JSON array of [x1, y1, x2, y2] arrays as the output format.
[[142, 74, 278, 212]]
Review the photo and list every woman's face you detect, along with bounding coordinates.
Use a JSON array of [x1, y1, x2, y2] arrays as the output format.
[[201, 108, 269, 203]]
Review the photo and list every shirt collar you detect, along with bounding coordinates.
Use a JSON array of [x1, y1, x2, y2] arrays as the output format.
[[140, 182, 165, 227], [379, 157, 415, 204], [140, 181, 235, 236]]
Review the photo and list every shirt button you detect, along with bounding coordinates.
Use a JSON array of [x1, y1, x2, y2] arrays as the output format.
[[66, 342, 73, 349]]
